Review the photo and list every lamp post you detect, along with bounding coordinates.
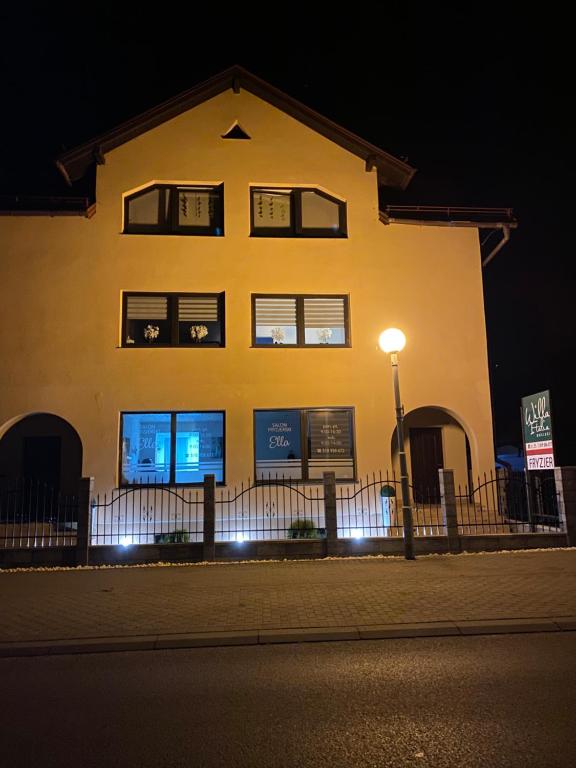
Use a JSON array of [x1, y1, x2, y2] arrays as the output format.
[[378, 328, 415, 561]]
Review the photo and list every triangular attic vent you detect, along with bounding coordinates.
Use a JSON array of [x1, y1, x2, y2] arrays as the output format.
[[222, 121, 251, 140]]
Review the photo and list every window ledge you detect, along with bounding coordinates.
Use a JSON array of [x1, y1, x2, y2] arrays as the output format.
[[121, 231, 224, 237], [118, 482, 226, 489], [254, 477, 358, 486], [249, 232, 347, 239], [118, 345, 225, 349], [250, 345, 350, 349]]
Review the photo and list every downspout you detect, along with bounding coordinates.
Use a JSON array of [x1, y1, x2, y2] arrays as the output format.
[[482, 224, 511, 267]]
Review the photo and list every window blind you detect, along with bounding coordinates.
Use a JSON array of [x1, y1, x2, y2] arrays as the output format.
[[178, 296, 219, 322], [254, 297, 297, 325], [303, 298, 345, 328], [126, 295, 168, 319]]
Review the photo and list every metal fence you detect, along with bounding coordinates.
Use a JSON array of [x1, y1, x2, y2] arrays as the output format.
[[2, 467, 568, 561], [0, 479, 78, 548], [91, 483, 203, 545], [215, 478, 325, 542], [336, 472, 445, 538], [456, 471, 563, 534]]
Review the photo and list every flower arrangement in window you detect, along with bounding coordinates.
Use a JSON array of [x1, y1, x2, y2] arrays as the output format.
[[190, 324, 209, 342], [270, 327, 285, 344], [143, 324, 160, 342], [317, 328, 333, 344]]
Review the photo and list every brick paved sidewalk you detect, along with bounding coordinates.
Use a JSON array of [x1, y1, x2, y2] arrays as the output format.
[[1, 550, 576, 644]]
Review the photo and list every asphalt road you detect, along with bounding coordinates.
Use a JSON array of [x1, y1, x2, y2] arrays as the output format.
[[1, 633, 575, 767]]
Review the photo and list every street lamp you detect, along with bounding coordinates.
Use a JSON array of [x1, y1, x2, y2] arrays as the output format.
[[378, 328, 415, 561]]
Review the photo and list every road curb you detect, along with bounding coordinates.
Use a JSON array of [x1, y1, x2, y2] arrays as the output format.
[[1, 617, 575, 658], [458, 618, 559, 635], [358, 621, 460, 639], [259, 627, 360, 644]]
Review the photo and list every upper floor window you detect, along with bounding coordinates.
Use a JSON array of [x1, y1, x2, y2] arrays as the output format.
[[124, 184, 224, 235], [250, 188, 347, 237], [122, 292, 225, 347], [252, 295, 349, 346]]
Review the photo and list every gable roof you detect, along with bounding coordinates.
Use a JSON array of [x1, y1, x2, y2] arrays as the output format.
[[56, 65, 416, 190]]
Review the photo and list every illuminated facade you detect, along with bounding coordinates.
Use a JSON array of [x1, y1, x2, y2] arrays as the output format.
[[0, 67, 511, 501]]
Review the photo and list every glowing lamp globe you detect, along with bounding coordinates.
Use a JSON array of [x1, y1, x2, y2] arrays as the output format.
[[378, 328, 406, 354]]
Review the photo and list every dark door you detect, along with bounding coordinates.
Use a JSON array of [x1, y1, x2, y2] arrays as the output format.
[[410, 428, 443, 503], [0, 414, 82, 501], [22, 436, 62, 490]]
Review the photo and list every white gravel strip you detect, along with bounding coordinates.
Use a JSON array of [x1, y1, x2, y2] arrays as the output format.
[[0, 547, 573, 574]]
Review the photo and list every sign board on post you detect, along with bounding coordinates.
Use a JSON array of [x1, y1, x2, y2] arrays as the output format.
[[521, 390, 555, 470]]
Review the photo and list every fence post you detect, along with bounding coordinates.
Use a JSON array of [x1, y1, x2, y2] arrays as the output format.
[[76, 477, 94, 566], [203, 474, 216, 561], [554, 467, 576, 546], [496, 467, 509, 518], [439, 469, 461, 553], [323, 472, 338, 556]]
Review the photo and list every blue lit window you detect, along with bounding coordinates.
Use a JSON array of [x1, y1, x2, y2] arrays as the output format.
[[120, 412, 224, 486]]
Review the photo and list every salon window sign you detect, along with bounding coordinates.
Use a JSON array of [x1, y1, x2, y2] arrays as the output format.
[[521, 390, 555, 470], [308, 410, 353, 458], [255, 410, 302, 460]]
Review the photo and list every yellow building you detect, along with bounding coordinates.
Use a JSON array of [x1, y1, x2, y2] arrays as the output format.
[[0, 66, 513, 507]]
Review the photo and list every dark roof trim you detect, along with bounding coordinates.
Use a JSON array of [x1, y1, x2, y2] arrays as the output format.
[[380, 205, 518, 228], [56, 65, 416, 190], [0, 195, 95, 218]]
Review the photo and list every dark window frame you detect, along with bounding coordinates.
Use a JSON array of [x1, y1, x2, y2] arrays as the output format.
[[253, 407, 357, 483], [250, 187, 347, 238], [123, 183, 224, 236], [119, 410, 226, 487], [251, 294, 350, 348], [122, 291, 225, 348]]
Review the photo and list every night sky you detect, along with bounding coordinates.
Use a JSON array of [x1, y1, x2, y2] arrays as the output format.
[[1, 9, 574, 463]]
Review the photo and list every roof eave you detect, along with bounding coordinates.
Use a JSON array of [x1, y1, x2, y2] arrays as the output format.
[[56, 66, 416, 190], [381, 215, 518, 228]]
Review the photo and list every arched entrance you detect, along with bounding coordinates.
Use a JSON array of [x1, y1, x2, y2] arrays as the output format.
[[0, 413, 83, 494], [390, 406, 472, 502]]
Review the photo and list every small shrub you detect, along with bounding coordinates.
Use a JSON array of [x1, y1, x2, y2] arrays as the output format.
[[287, 518, 317, 539], [154, 529, 190, 544]]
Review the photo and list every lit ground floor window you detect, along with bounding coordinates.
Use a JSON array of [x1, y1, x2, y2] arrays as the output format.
[[254, 408, 355, 481], [120, 411, 224, 486]]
